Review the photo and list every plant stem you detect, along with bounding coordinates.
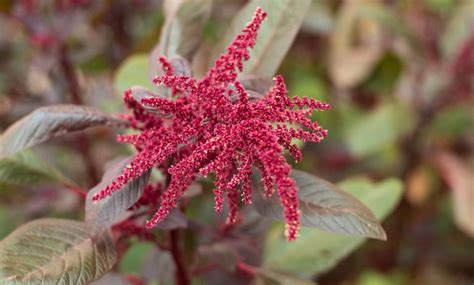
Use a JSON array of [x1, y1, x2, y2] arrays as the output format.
[[236, 261, 257, 277], [58, 44, 100, 186], [170, 229, 190, 285]]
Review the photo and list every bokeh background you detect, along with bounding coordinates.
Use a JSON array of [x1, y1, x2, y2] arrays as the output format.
[[0, 1, 473, 284]]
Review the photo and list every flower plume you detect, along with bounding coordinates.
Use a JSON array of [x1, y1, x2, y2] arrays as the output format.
[[92, 7, 330, 241]]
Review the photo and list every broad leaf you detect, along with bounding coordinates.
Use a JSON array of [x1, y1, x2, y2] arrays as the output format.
[[0, 218, 116, 284], [0, 150, 74, 187], [115, 55, 155, 95], [253, 170, 386, 240], [441, 1, 474, 60], [0, 105, 125, 159], [148, 0, 212, 80], [328, 0, 384, 89], [210, 0, 311, 77], [90, 273, 132, 285], [254, 268, 316, 285], [263, 177, 403, 277], [434, 152, 474, 238], [345, 103, 413, 158], [86, 157, 151, 237], [155, 209, 188, 230], [141, 246, 175, 284], [118, 242, 175, 284]]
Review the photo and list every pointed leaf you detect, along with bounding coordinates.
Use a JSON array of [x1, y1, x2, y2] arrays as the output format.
[[148, 0, 212, 80], [434, 152, 474, 238], [210, 0, 311, 77], [0, 218, 116, 284], [0, 150, 74, 187], [0, 105, 126, 159], [328, 0, 384, 89], [115, 55, 156, 95], [263, 177, 403, 277], [90, 273, 132, 285], [253, 170, 386, 240], [86, 157, 151, 237], [155, 209, 188, 230]]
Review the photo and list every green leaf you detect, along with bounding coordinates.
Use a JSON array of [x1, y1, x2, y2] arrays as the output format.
[[141, 246, 175, 284], [441, 1, 474, 60], [0, 208, 19, 240], [328, 0, 384, 89], [210, 0, 311, 77], [85, 157, 151, 238], [90, 273, 132, 285], [254, 268, 316, 285], [0, 105, 125, 159], [253, 170, 386, 240], [148, 0, 212, 79], [263, 177, 403, 277], [0, 150, 74, 186], [0, 218, 116, 284], [120, 242, 155, 275], [345, 103, 413, 158], [115, 55, 156, 95]]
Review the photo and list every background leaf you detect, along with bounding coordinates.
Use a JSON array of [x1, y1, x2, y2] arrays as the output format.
[[0, 149, 74, 187], [0, 105, 125, 159], [85, 157, 151, 237], [328, 0, 384, 89], [0, 218, 116, 285], [254, 268, 316, 285], [434, 152, 474, 238], [210, 0, 311, 77], [253, 170, 386, 240], [148, 0, 212, 80], [263, 177, 403, 277], [345, 103, 413, 158], [115, 55, 156, 95]]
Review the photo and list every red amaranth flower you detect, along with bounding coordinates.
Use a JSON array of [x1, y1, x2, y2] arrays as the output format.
[[92, 7, 330, 241]]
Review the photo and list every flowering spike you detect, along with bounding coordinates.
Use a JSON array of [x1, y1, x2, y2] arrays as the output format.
[[94, 7, 329, 241]]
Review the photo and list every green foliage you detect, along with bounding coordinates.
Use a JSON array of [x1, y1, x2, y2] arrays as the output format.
[[263, 177, 403, 277], [149, 0, 212, 64], [345, 103, 413, 158], [115, 54, 155, 95], [0, 105, 125, 159], [0, 218, 116, 285], [0, 150, 73, 186], [120, 242, 156, 275], [85, 157, 151, 238], [253, 170, 386, 240], [254, 268, 316, 285], [211, 0, 311, 77], [429, 105, 474, 140]]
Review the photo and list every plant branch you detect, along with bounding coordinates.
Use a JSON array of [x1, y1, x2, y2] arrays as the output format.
[[236, 261, 257, 277], [170, 229, 190, 285], [58, 44, 100, 186]]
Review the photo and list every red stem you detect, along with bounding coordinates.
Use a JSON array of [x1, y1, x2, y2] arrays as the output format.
[[170, 229, 190, 285], [236, 261, 257, 277], [68, 186, 87, 197]]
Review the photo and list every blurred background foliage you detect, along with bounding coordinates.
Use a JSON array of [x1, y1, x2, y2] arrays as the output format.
[[0, 0, 473, 284]]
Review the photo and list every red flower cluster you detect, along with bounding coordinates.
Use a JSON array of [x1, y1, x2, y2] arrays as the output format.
[[93, 7, 330, 241]]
